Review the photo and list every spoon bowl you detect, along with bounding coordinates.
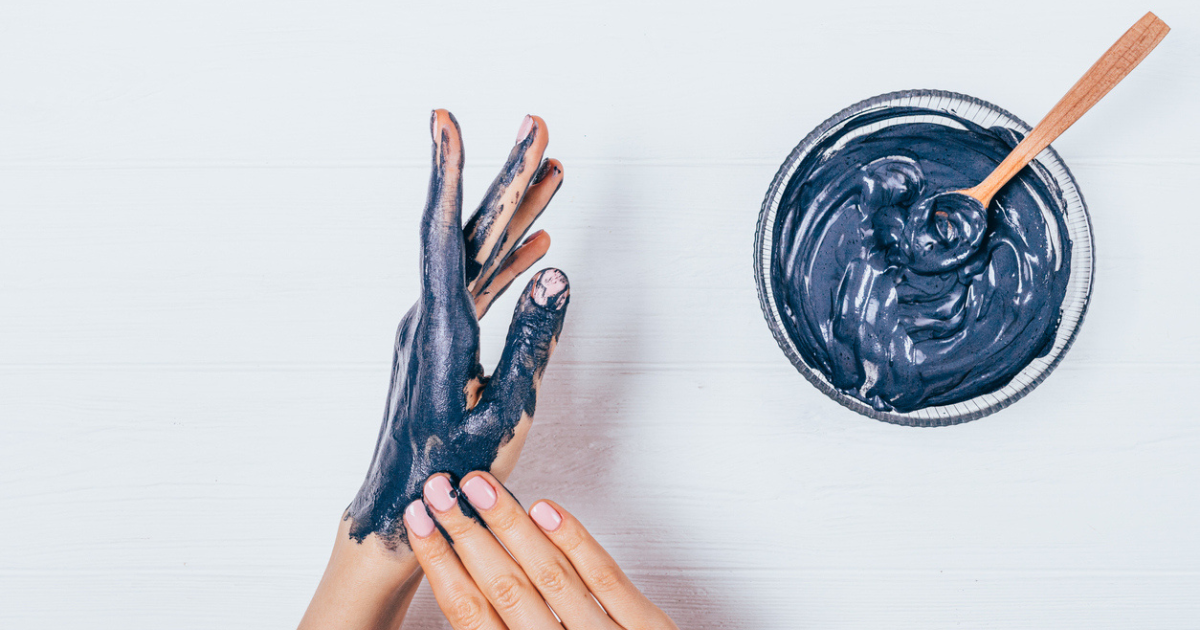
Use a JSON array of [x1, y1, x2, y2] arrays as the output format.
[[900, 191, 989, 274]]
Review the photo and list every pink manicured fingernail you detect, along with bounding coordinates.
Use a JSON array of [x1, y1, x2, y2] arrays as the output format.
[[530, 501, 562, 532], [516, 115, 534, 142], [424, 475, 458, 513], [404, 500, 435, 538], [461, 476, 497, 511]]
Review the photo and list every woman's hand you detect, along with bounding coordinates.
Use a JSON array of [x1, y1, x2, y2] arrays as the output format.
[[300, 111, 569, 630], [405, 472, 679, 630], [346, 109, 570, 548]]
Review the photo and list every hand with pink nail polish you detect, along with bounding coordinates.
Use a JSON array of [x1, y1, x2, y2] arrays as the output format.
[[343, 110, 570, 548], [402, 472, 679, 630], [301, 112, 570, 630]]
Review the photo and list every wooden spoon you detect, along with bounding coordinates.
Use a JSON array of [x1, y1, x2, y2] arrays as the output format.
[[938, 12, 1170, 213]]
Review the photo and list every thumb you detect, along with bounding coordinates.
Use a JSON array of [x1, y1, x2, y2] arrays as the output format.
[[481, 268, 570, 418]]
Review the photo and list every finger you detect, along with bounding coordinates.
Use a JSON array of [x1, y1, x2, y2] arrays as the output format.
[[480, 268, 570, 419], [464, 115, 549, 289], [423, 475, 564, 629], [461, 472, 620, 629], [472, 158, 564, 296], [404, 500, 509, 630], [473, 230, 551, 319], [422, 109, 472, 304], [531, 501, 679, 630]]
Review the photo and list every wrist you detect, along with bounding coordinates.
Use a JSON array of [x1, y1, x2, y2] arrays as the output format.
[[299, 514, 423, 630], [328, 513, 421, 588]]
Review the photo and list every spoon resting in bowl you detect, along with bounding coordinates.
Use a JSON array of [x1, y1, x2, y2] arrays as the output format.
[[912, 11, 1170, 261]]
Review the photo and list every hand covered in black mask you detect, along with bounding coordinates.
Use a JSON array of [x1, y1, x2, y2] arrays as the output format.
[[345, 110, 570, 547]]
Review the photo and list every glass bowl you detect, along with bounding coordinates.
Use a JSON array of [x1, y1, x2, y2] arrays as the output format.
[[754, 89, 1094, 427]]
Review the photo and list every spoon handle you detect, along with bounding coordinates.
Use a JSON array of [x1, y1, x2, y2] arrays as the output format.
[[968, 11, 1170, 206]]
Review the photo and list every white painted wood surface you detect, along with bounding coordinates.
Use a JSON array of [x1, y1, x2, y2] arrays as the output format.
[[2, 1, 1198, 627]]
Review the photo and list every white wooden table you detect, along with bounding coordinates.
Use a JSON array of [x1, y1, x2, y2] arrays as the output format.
[[2, 1, 1198, 627]]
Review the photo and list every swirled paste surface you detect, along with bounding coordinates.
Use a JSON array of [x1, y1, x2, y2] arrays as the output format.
[[772, 107, 1072, 412]]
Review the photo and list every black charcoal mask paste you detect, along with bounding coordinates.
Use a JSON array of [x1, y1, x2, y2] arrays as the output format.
[[772, 107, 1072, 412]]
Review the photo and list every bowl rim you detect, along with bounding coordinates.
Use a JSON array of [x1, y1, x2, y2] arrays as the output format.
[[753, 88, 1096, 427]]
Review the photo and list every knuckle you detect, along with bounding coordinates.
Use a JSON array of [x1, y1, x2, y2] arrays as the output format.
[[486, 573, 530, 611], [585, 561, 626, 593], [485, 507, 521, 534], [553, 526, 589, 556], [445, 589, 489, 630], [441, 516, 479, 541], [420, 543, 460, 573], [529, 559, 572, 595]]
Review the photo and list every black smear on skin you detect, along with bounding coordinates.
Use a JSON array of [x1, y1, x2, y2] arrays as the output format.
[[470, 161, 563, 309], [344, 116, 568, 547], [463, 124, 540, 283], [345, 270, 569, 547], [772, 107, 1072, 412], [474, 160, 564, 300]]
